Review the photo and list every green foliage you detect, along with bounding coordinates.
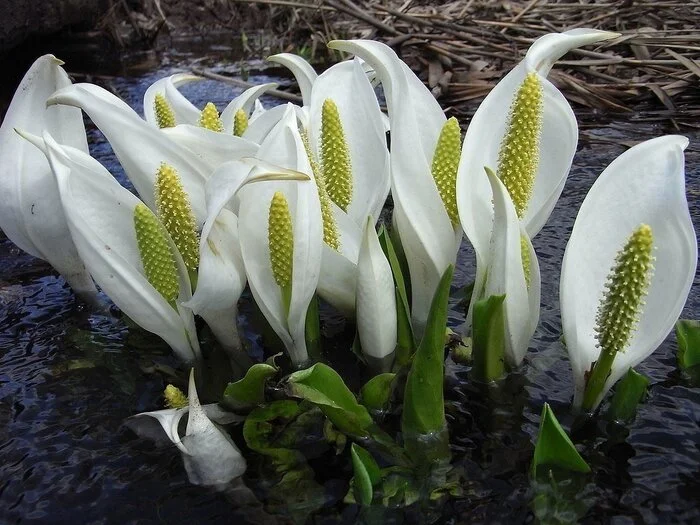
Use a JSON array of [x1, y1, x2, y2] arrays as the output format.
[[351, 443, 381, 505], [287, 363, 374, 436], [471, 294, 506, 382], [676, 319, 700, 369], [305, 294, 322, 358], [402, 266, 453, 436], [223, 363, 277, 410], [360, 373, 396, 411], [532, 403, 590, 479], [607, 368, 648, 422], [378, 226, 415, 366]]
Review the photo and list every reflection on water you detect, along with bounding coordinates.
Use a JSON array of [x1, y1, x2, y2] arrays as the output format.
[[0, 35, 699, 524]]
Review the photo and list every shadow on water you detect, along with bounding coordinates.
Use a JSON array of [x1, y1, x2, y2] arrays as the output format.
[[1, 32, 699, 524]]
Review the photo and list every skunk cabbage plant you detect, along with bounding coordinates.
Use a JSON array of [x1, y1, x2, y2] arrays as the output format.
[[561, 136, 697, 411]]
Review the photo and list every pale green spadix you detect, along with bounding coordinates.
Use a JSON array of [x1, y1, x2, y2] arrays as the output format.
[[199, 102, 224, 132], [520, 233, 531, 288], [133, 203, 180, 304], [431, 117, 462, 226], [321, 98, 353, 212], [497, 72, 543, 219], [154, 163, 200, 273], [582, 224, 654, 411], [164, 384, 188, 408], [301, 128, 340, 251], [268, 191, 294, 315], [154, 93, 176, 129], [233, 108, 249, 137]]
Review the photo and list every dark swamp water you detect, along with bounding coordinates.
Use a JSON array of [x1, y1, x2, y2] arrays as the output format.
[[0, 34, 699, 524]]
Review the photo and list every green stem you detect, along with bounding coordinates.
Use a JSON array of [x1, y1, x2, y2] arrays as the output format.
[[581, 348, 616, 412], [281, 283, 293, 319], [188, 268, 199, 293], [305, 294, 321, 360]]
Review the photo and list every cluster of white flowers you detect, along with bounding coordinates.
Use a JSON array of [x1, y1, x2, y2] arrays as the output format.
[[0, 29, 695, 488]]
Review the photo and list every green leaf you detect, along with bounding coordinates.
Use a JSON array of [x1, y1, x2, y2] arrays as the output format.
[[471, 294, 506, 382], [607, 368, 648, 422], [402, 266, 453, 436], [222, 363, 277, 409], [360, 373, 396, 411], [676, 319, 700, 369], [323, 419, 347, 454], [532, 403, 590, 478], [287, 363, 373, 435], [243, 400, 305, 468], [378, 226, 415, 366], [351, 443, 381, 505]]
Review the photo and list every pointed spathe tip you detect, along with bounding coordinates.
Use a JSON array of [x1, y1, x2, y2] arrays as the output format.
[[563, 28, 621, 42], [13, 127, 41, 146], [187, 368, 201, 408], [46, 54, 65, 66]]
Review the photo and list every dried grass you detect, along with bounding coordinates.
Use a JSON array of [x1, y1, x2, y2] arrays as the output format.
[[226, 0, 700, 126]]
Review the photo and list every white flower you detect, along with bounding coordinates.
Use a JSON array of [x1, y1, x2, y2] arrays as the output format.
[[0, 55, 95, 297], [356, 217, 397, 366], [561, 136, 697, 411], [130, 370, 246, 487], [28, 131, 200, 363], [329, 39, 462, 336]]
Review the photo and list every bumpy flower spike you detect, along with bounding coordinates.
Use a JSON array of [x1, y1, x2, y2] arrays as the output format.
[[497, 72, 543, 219], [154, 93, 176, 129], [431, 117, 462, 226], [582, 224, 654, 411], [268, 191, 295, 317], [321, 98, 353, 212], [134, 203, 180, 305], [199, 102, 224, 132], [233, 108, 249, 137], [154, 163, 200, 275], [301, 128, 340, 251]]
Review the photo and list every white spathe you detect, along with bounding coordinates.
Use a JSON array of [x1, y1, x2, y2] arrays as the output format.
[[356, 217, 397, 361], [34, 131, 201, 363], [237, 106, 323, 365], [456, 29, 618, 329], [180, 370, 247, 486], [561, 135, 697, 410], [0, 55, 95, 296], [484, 169, 541, 367], [130, 371, 246, 487], [329, 39, 462, 337], [47, 83, 213, 226], [143, 73, 202, 127], [307, 58, 391, 226]]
